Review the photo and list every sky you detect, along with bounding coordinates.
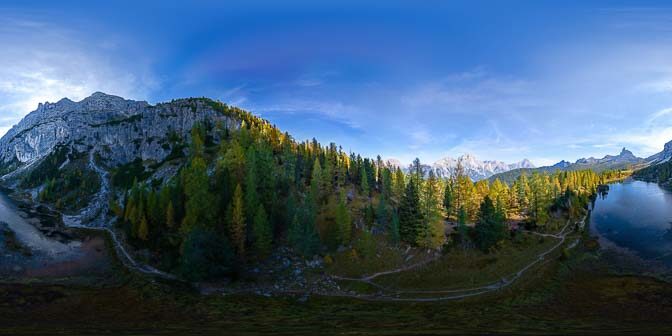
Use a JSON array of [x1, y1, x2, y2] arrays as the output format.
[[3, 1, 672, 166]]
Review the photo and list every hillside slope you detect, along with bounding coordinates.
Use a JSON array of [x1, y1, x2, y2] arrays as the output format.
[[0, 93, 239, 225], [490, 148, 644, 184]]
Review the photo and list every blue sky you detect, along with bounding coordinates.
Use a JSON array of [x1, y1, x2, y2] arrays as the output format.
[[3, 1, 672, 166]]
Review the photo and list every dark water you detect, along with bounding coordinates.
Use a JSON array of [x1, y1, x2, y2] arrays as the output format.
[[591, 179, 672, 266]]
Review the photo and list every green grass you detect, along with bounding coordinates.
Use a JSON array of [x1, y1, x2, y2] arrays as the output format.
[[373, 233, 558, 291], [2, 225, 672, 334], [326, 237, 407, 278]]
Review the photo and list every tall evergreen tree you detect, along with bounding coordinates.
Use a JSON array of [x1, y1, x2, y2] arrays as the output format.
[[389, 211, 401, 245], [335, 190, 352, 245], [457, 206, 469, 246], [252, 204, 272, 257], [419, 171, 445, 249], [360, 165, 370, 196], [443, 181, 454, 219], [399, 177, 423, 245], [166, 201, 175, 228], [288, 208, 320, 257], [375, 195, 389, 233], [138, 215, 149, 241], [475, 196, 506, 252], [311, 158, 323, 201], [229, 184, 246, 257], [244, 147, 259, 229], [182, 157, 215, 230]]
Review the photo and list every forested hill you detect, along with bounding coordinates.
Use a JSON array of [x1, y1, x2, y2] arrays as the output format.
[[489, 148, 644, 184], [0, 93, 617, 282]]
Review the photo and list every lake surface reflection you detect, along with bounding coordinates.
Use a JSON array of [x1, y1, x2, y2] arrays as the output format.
[[591, 179, 672, 266]]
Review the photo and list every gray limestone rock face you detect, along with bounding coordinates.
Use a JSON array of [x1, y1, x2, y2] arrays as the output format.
[[0, 92, 236, 173]]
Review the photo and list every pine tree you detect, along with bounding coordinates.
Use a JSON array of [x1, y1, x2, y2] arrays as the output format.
[[252, 204, 272, 257], [229, 184, 246, 257], [288, 209, 320, 256], [389, 211, 400, 245], [393, 168, 406, 204], [457, 206, 469, 246], [182, 157, 215, 230], [516, 173, 531, 217], [399, 177, 423, 245], [222, 139, 246, 182], [375, 195, 389, 233], [335, 190, 352, 245], [360, 165, 370, 196], [311, 158, 323, 201], [475, 196, 506, 252], [443, 181, 454, 219], [138, 215, 149, 241], [382, 167, 393, 200], [166, 201, 175, 228], [244, 148, 259, 229], [365, 202, 375, 228], [419, 171, 445, 249]]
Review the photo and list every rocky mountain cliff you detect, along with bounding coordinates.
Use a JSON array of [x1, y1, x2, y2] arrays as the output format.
[[0, 92, 234, 179], [0, 92, 238, 227], [645, 140, 672, 164]]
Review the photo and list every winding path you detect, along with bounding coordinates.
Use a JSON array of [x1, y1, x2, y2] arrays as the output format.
[[3, 151, 587, 299], [58, 149, 177, 280], [330, 217, 583, 302]]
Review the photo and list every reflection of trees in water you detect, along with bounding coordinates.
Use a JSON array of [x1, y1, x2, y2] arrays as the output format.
[[597, 184, 609, 201]]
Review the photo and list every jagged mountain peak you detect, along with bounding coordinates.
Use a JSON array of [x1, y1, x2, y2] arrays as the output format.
[[430, 154, 534, 181], [552, 160, 571, 168], [0, 94, 234, 172]]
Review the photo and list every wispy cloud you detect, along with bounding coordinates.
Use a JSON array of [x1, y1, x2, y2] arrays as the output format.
[[0, 15, 157, 137]]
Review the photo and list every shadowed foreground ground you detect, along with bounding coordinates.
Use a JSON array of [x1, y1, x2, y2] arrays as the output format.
[[2, 249, 672, 335]]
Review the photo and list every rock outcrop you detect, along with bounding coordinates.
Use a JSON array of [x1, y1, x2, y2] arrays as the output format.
[[646, 140, 672, 164], [0, 92, 235, 176]]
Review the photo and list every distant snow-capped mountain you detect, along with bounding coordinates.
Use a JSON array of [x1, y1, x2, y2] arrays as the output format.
[[400, 154, 534, 181], [432, 154, 534, 181]]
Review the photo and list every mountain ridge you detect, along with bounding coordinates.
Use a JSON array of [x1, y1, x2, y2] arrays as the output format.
[[391, 154, 534, 181], [489, 146, 648, 183]]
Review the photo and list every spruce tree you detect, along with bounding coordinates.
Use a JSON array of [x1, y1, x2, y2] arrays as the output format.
[[375, 195, 389, 233], [288, 208, 320, 257], [365, 202, 375, 228], [311, 158, 323, 201], [229, 184, 246, 257], [457, 206, 469, 246], [475, 196, 506, 252], [138, 215, 149, 241], [182, 157, 215, 230], [389, 211, 401, 245], [166, 201, 175, 228], [399, 178, 423, 245], [443, 182, 453, 219], [335, 190, 352, 245], [252, 204, 272, 257], [419, 171, 445, 249], [360, 165, 370, 196]]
